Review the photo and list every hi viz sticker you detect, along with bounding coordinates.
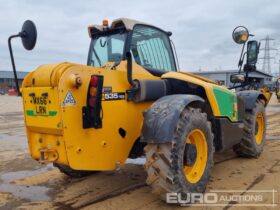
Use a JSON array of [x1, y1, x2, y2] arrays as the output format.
[[63, 90, 77, 106]]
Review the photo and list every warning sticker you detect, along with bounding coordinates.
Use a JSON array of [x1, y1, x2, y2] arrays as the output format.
[[63, 90, 77, 106]]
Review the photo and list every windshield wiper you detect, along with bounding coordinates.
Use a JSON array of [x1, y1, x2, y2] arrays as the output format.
[[92, 47, 102, 66]]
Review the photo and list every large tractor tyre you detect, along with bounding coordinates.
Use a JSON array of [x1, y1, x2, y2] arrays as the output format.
[[53, 163, 97, 178], [233, 101, 266, 158], [144, 107, 214, 201]]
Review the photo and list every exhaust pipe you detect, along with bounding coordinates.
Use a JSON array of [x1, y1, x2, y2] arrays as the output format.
[[125, 52, 168, 102], [126, 52, 137, 87]]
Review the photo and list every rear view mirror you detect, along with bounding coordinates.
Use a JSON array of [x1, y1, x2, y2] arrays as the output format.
[[20, 20, 37, 50], [8, 20, 37, 96], [232, 26, 249, 44], [230, 74, 245, 83], [246, 40, 259, 65]]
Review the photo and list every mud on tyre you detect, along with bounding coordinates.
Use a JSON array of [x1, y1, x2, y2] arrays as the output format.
[[144, 107, 214, 201]]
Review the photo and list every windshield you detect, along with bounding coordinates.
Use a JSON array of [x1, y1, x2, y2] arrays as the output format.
[[88, 33, 126, 67]]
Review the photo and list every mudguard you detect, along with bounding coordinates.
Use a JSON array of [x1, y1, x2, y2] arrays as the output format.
[[141, 94, 204, 143], [237, 90, 267, 110]]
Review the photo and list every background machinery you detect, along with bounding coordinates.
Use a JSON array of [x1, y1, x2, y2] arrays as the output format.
[[276, 77, 280, 102]]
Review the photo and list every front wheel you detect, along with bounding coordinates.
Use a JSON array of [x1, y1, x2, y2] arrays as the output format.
[[233, 101, 266, 157], [144, 107, 214, 201]]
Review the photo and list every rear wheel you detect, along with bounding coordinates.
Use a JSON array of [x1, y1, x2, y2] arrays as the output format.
[[144, 107, 214, 201], [53, 163, 97, 178], [233, 101, 266, 157]]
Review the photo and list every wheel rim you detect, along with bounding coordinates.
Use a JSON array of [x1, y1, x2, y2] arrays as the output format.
[[255, 112, 264, 145], [184, 129, 208, 184]]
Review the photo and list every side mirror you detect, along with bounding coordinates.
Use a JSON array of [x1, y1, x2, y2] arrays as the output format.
[[20, 20, 37, 50], [246, 40, 259, 65], [230, 73, 246, 83], [232, 26, 249, 44], [8, 20, 37, 96]]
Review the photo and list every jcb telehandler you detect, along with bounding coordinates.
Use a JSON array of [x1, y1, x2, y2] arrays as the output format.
[[8, 19, 268, 202]]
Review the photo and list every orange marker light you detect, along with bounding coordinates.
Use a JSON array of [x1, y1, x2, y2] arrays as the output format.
[[103, 20, 109, 26], [90, 87, 97, 96]]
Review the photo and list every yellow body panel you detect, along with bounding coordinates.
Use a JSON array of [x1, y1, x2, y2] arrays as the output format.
[[22, 62, 157, 170], [21, 61, 228, 170], [162, 72, 222, 116]]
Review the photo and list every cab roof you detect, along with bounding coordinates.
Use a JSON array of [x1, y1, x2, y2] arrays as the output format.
[[88, 18, 155, 37]]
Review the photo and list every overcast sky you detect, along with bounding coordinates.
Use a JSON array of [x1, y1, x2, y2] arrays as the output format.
[[0, 0, 280, 74]]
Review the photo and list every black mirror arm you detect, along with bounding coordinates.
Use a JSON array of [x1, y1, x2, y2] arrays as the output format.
[[8, 33, 22, 96], [239, 52, 247, 73], [238, 43, 246, 73]]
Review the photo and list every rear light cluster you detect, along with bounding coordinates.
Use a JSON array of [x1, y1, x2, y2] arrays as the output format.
[[82, 75, 104, 129], [89, 76, 98, 107]]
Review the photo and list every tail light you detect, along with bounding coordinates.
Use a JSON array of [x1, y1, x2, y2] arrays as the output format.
[[82, 75, 104, 129]]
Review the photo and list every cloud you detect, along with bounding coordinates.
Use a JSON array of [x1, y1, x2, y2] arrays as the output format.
[[0, 0, 279, 74]]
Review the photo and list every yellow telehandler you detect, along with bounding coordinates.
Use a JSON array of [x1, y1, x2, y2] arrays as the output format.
[[8, 19, 268, 202]]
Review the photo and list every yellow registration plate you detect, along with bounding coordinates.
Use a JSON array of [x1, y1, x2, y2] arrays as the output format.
[[32, 96, 49, 116]]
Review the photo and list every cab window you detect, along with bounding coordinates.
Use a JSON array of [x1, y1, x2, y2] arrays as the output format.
[[88, 33, 126, 67], [130, 25, 176, 72]]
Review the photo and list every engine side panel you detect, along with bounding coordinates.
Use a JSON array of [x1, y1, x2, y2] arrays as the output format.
[[213, 86, 238, 121], [162, 72, 238, 122]]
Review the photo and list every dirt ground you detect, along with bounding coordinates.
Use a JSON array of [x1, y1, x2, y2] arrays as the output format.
[[0, 94, 279, 210]]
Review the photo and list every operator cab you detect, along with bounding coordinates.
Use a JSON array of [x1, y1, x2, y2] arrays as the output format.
[[87, 18, 177, 76]]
